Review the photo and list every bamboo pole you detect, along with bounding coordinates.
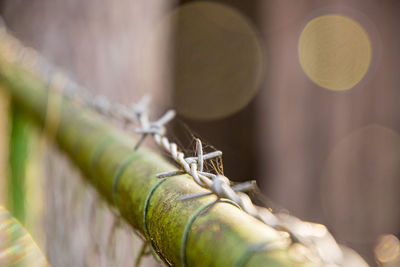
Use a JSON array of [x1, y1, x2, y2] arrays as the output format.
[[0, 46, 318, 266]]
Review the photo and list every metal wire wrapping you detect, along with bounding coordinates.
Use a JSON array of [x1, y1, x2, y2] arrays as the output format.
[[0, 24, 348, 266]]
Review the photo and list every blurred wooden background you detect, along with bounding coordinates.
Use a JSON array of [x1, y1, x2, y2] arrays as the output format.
[[1, 0, 400, 265]]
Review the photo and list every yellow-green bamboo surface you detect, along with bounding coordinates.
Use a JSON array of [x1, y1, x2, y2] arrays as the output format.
[[0, 37, 319, 266], [0, 206, 49, 266]]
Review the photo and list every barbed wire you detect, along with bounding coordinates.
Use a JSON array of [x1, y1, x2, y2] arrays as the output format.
[[0, 25, 346, 266]]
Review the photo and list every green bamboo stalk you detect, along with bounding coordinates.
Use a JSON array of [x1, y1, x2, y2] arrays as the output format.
[[8, 101, 30, 224], [0, 51, 318, 266]]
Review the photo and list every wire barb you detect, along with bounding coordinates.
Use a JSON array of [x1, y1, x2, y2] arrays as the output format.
[[133, 103, 176, 150]]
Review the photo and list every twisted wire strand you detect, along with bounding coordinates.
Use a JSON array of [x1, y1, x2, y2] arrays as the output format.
[[0, 27, 345, 266]]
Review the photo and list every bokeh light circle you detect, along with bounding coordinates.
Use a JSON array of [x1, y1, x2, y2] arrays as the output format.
[[298, 15, 371, 91], [171, 2, 264, 120], [321, 125, 400, 244], [375, 235, 400, 264]]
